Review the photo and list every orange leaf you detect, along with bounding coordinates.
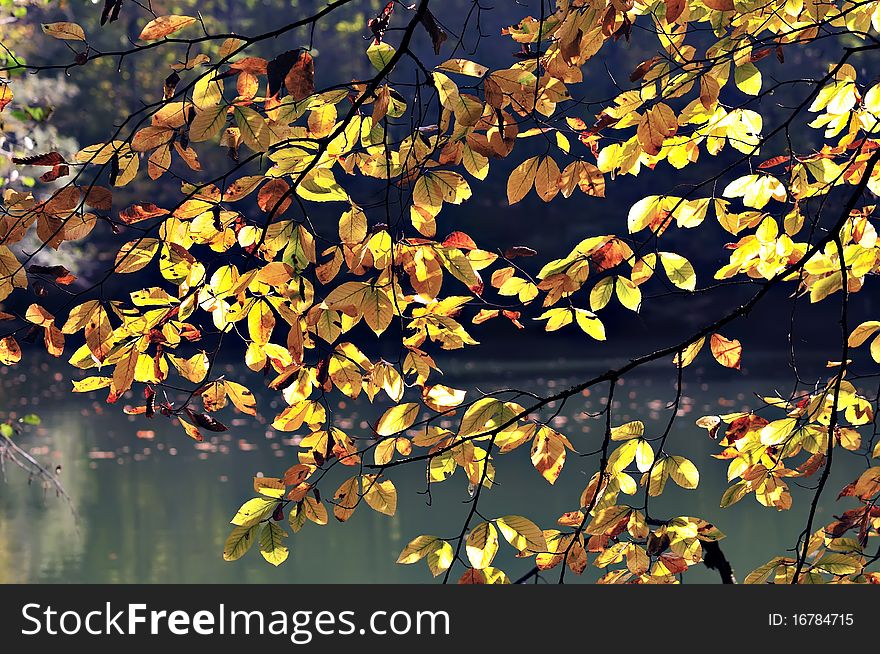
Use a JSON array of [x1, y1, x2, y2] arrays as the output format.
[[710, 333, 742, 369]]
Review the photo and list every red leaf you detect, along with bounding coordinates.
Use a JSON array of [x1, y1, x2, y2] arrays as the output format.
[[442, 231, 477, 250], [12, 152, 65, 166], [27, 265, 76, 285], [39, 164, 70, 183], [503, 246, 537, 259]]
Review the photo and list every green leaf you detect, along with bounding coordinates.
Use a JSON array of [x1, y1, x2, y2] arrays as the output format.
[[720, 481, 749, 508], [20, 414, 41, 425], [814, 553, 860, 575], [223, 524, 257, 561], [367, 42, 396, 71]]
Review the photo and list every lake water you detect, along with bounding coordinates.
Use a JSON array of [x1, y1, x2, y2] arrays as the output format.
[[0, 353, 870, 584]]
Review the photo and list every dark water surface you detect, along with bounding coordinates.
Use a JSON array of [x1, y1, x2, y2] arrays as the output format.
[[0, 354, 870, 583]]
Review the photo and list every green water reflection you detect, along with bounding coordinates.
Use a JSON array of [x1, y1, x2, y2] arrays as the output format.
[[0, 357, 868, 583]]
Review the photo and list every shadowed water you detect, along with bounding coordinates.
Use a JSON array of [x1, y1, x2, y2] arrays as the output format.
[[0, 354, 870, 584]]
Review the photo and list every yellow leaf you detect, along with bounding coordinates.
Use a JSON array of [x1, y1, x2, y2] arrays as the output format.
[[0, 246, 28, 300], [339, 206, 368, 244], [333, 476, 360, 522], [225, 380, 257, 416], [193, 73, 224, 110], [376, 403, 419, 436], [115, 239, 160, 273], [574, 309, 606, 340], [366, 42, 396, 71], [72, 376, 112, 392], [41, 22, 86, 41], [590, 278, 614, 311], [139, 15, 197, 41], [436, 59, 488, 77], [362, 475, 397, 516], [637, 103, 677, 156], [495, 515, 546, 552], [635, 440, 655, 473], [534, 157, 561, 202], [585, 505, 631, 535], [427, 541, 454, 577], [734, 62, 762, 96], [465, 521, 499, 569], [507, 156, 540, 205], [849, 321, 880, 347], [0, 336, 22, 365], [530, 426, 568, 484], [760, 418, 797, 446], [659, 252, 696, 291], [110, 346, 139, 399], [230, 497, 276, 527], [667, 456, 699, 489], [423, 384, 466, 411], [302, 496, 328, 525], [168, 351, 209, 383], [615, 277, 641, 312], [247, 299, 275, 345], [673, 337, 705, 367], [397, 535, 441, 564], [611, 421, 644, 441]]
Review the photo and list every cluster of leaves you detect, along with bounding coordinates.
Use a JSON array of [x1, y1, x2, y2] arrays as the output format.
[[2, 0, 880, 583]]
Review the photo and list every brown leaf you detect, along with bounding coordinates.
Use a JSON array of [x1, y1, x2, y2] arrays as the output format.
[[119, 203, 170, 224], [750, 48, 773, 63], [257, 178, 292, 215], [703, 0, 735, 9], [458, 569, 486, 584], [184, 408, 228, 432], [284, 50, 315, 101], [420, 9, 447, 55], [267, 50, 314, 101], [629, 56, 660, 83], [665, 0, 685, 23], [83, 186, 113, 210], [503, 246, 537, 259]]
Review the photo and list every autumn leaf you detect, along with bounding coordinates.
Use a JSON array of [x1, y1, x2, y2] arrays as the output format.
[[42, 22, 86, 41], [507, 156, 540, 205], [376, 403, 419, 436], [465, 522, 499, 569], [139, 15, 196, 41], [710, 333, 742, 369]]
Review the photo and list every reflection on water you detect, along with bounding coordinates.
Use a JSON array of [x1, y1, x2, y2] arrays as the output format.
[[0, 356, 869, 583]]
